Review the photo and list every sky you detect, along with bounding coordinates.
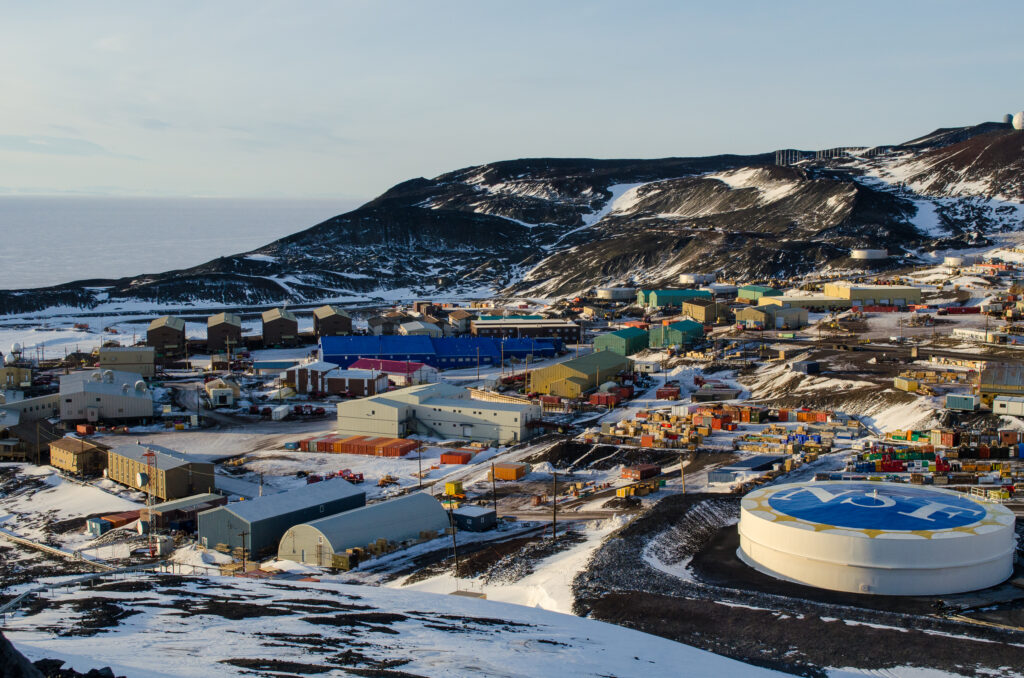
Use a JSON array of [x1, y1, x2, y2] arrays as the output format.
[[0, 0, 1022, 201]]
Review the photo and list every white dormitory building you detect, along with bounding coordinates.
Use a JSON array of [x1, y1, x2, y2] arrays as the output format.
[[59, 369, 154, 423], [336, 382, 540, 445]]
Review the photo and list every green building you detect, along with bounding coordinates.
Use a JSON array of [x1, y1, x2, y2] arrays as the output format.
[[648, 320, 705, 348], [593, 327, 649, 356], [636, 289, 713, 308], [737, 285, 783, 302]]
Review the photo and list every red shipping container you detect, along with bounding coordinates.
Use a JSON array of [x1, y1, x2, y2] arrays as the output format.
[[640, 435, 655, 448], [440, 451, 472, 464], [623, 464, 660, 480], [711, 419, 723, 430]]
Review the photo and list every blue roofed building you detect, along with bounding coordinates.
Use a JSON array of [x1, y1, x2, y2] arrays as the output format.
[[320, 336, 559, 370]]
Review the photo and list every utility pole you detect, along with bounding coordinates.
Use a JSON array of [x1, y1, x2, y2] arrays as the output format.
[[680, 452, 686, 493], [448, 506, 460, 588], [476, 347, 480, 380], [417, 443, 423, 490]]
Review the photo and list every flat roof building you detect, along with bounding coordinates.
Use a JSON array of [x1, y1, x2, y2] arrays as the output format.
[[98, 346, 156, 378], [59, 369, 154, 424], [636, 289, 713, 308], [758, 295, 851, 311], [737, 285, 783, 302], [106, 443, 215, 501], [822, 283, 922, 306], [470, 318, 578, 341], [337, 382, 540, 444]]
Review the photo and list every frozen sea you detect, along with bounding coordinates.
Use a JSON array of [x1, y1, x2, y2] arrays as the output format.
[[0, 196, 362, 290]]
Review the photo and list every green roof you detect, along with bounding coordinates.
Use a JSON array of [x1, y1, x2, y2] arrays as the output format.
[[739, 285, 780, 294], [668, 319, 703, 331], [609, 327, 648, 339]]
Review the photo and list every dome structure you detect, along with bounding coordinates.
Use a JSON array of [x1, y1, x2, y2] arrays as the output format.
[[738, 481, 1015, 595], [1013, 111, 1024, 131]]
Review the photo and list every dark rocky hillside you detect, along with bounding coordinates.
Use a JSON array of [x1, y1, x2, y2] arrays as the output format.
[[2, 121, 1023, 315]]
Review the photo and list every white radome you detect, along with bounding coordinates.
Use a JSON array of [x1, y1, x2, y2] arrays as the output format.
[[1013, 111, 1024, 130], [738, 481, 1015, 596]]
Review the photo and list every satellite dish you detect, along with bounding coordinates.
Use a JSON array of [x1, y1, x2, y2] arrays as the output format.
[[136, 471, 150, 487], [134, 380, 147, 392], [1014, 112, 1024, 131]]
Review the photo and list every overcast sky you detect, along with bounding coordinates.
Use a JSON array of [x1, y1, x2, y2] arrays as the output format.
[[1, 1, 1021, 200]]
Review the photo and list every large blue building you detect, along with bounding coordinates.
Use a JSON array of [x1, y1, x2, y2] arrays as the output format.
[[320, 336, 559, 369]]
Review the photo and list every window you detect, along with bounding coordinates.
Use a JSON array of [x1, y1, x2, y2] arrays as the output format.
[[320, 504, 325, 513]]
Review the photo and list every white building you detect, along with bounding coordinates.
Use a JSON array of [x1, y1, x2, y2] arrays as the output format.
[[399, 321, 443, 338], [277, 492, 449, 567], [59, 369, 154, 423], [336, 382, 540, 444]]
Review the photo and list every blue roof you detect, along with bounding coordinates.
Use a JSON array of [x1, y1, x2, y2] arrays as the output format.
[[432, 337, 501, 359], [320, 335, 435, 356]]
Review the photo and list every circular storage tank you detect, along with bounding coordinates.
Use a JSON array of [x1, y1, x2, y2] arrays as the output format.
[[679, 273, 715, 285], [738, 481, 1015, 596], [595, 286, 636, 301], [850, 248, 888, 260]]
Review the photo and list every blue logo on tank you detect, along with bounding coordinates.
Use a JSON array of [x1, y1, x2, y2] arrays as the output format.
[[767, 483, 985, 531]]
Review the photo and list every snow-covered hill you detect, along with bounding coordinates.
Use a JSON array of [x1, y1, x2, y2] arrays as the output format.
[[3, 119, 1023, 315]]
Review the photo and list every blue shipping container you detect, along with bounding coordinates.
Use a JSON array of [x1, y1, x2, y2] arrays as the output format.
[[87, 518, 112, 537]]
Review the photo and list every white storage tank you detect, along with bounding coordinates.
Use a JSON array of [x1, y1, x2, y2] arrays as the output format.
[[679, 273, 715, 285], [738, 481, 1015, 595], [594, 286, 637, 301], [944, 254, 979, 268], [701, 283, 738, 298], [850, 249, 888, 260]]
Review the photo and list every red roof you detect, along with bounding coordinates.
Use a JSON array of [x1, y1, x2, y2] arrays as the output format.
[[349, 358, 428, 374]]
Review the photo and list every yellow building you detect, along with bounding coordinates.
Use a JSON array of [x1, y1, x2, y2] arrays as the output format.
[[0, 365, 32, 390], [528, 351, 631, 398], [106, 443, 215, 501], [822, 283, 922, 306], [979, 364, 1024, 407], [49, 437, 108, 476], [758, 295, 851, 311]]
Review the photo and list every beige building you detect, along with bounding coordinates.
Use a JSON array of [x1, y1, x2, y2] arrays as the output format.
[[528, 351, 631, 399], [822, 283, 923, 306], [146, 316, 186, 356], [59, 370, 154, 424], [204, 377, 241, 407], [681, 298, 727, 324], [758, 295, 851, 311], [106, 443, 215, 501], [99, 346, 156, 378], [207, 313, 243, 353], [399, 321, 443, 337], [336, 382, 540, 444], [0, 365, 32, 390], [735, 305, 808, 329], [49, 437, 108, 476]]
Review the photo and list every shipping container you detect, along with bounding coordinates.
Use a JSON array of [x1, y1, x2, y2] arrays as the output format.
[[440, 451, 473, 465], [622, 464, 660, 480], [492, 462, 528, 481], [76, 424, 95, 435]]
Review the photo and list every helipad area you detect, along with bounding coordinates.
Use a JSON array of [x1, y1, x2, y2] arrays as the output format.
[[738, 481, 1016, 595]]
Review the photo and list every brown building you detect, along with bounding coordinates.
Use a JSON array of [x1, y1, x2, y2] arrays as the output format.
[[146, 316, 186, 357], [681, 298, 728, 325], [106, 443, 215, 501], [262, 308, 299, 347], [313, 305, 352, 337], [207, 312, 242, 353], [471, 318, 579, 341], [447, 309, 474, 334], [49, 437, 109, 476]]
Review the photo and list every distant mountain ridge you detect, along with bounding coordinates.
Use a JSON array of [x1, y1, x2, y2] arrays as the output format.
[[2, 120, 1022, 316]]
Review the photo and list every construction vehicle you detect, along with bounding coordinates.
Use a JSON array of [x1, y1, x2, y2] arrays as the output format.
[[378, 474, 399, 487]]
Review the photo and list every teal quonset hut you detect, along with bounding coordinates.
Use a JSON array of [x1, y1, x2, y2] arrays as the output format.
[[197, 480, 366, 558], [649, 320, 705, 348], [738, 285, 783, 302], [593, 327, 649, 356], [636, 289, 713, 308]]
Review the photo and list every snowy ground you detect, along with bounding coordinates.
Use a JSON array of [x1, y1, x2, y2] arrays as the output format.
[[4, 574, 782, 677]]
